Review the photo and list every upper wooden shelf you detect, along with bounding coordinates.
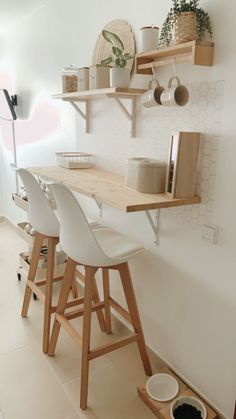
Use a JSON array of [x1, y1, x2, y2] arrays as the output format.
[[52, 87, 146, 102], [135, 40, 214, 75], [28, 166, 200, 213]]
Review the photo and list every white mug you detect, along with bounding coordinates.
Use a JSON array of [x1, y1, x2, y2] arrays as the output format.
[[141, 79, 165, 108], [161, 76, 189, 107]]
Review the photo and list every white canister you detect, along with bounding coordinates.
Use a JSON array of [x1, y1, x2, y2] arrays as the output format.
[[89, 65, 110, 90], [125, 158, 167, 194], [78, 67, 89, 91], [139, 26, 159, 52]]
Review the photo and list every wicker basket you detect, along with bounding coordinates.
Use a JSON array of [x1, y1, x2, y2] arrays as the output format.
[[172, 11, 197, 45], [55, 152, 92, 169]]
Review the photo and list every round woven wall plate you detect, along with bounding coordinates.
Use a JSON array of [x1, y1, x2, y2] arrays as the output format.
[[92, 19, 135, 71]]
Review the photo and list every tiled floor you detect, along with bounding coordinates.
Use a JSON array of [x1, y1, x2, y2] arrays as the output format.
[[0, 221, 160, 419]]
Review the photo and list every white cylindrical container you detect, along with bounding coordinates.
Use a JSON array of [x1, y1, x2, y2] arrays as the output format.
[[89, 65, 110, 90], [78, 67, 89, 91], [125, 158, 167, 194], [110, 68, 130, 88], [139, 26, 159, 52]]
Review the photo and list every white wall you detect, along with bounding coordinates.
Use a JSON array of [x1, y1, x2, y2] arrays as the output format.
[[0, 0, 236, 417]]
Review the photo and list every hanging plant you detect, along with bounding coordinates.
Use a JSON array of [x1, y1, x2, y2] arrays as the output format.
[[159, 0, 213, 47]]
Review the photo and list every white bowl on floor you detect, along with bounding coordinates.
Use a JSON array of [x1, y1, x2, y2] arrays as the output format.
[[146, 373, 179, 402], [170, 396, 207, 419]]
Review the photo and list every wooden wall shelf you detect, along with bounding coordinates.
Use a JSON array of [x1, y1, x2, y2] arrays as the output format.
[[135, 40, 214, 75], [29, 166, 200, 213], [52, 88, 146, 137], [52, 87, 146, 101]]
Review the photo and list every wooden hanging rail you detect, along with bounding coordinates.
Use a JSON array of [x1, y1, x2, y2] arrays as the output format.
[[135, 40, 214, 75]]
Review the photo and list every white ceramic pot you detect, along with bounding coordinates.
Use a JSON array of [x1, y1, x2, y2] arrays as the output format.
[[170, 396, 207, 419], [110, 68, 130, 88]]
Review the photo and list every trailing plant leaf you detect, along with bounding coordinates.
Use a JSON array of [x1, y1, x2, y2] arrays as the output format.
[[112, 46, 122, 57], [123, 53, 133, 60], [101, 56, 113, 65], [159, 0, 212, 46], [102, 30, 124, 51]]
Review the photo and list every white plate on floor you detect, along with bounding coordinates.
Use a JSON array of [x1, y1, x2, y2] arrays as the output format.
[[146, 373, 179, 402]]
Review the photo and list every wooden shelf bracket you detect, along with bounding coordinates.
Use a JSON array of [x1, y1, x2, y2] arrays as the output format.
[[70, 100, 89, 133], [145, 209, 161, 245], [114, 97, 136, 138]]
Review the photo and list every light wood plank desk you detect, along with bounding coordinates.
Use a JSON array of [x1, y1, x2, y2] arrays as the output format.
[[29, 166, 201, 213]]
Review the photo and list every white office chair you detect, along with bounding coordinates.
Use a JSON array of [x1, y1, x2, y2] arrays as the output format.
[[48, 182, 152, 410], [17, 169, 105, 353]]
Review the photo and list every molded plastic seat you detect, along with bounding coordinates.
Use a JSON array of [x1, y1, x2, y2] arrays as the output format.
[[92, 227, 145, 261], [18, 169, 59, 237], [48, 182, 152, 410], [17, 169, 104, 354], [49, 182, 145, 267]]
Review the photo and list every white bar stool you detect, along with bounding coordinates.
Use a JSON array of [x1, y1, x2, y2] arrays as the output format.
[[17, 169, 105, 353], [48, 182, 152, 410]]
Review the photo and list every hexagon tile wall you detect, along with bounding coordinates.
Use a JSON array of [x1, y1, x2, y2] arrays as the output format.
[[78, 80, 225, 231]]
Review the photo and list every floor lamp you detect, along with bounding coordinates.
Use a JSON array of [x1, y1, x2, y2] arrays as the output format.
[[0, 89, 18, 192]]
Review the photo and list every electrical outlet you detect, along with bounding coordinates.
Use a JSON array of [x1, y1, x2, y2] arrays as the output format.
[[202, 224, 218, 244]]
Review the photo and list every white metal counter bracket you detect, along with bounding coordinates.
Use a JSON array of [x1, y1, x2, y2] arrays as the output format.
[[145, 209, 160, 245], [70, 100, 89, 133], [94, 199, 103, 218], [114, 97, 136, 138]]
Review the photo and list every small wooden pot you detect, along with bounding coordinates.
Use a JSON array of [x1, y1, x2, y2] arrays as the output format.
[[172, 11, 197, 45]]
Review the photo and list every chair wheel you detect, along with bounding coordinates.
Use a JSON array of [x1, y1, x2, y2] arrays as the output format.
[[17, 273, 22, 281], [33, 293, 37, 300]]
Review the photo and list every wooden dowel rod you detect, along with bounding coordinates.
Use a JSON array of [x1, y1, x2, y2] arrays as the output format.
[[65, 302, 105, 321], [88, 334, 139, 360], [26, 280, 45, 301], [109, 297, 132, 323], [56, 313, 82, 346]]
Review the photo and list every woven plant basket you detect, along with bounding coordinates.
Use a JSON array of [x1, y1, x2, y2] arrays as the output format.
[[172, 11, 197, 45]]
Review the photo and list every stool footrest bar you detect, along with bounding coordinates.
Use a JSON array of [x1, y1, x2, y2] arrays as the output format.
[[56, 313, 82, 346], [109, 297, 132, 323], [88, 334, 139, 360]]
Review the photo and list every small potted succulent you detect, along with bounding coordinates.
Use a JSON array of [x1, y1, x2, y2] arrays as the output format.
[[159, 0, 213, 46], [101, 30, 133, 88]]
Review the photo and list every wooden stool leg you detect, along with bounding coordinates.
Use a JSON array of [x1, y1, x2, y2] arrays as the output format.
[[71, 278, 78, 299], [91, 275, 106, 332], [21, 233, 44, 317], [80, 266, 97, 410], [102, 268, 112, 334], [43, 237, 58, 353], [119, 263, 152, 377], [48, 258, 77, 356]]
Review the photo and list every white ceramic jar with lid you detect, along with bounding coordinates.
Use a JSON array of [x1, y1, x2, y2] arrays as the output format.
[[139, 26, 159, 52], [62, 64, 79, 93], [125, 158, 167, 194]]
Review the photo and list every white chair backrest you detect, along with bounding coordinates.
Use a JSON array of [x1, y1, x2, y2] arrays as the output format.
[[17, 169, 59, 237], [49, 182, 115, 267]]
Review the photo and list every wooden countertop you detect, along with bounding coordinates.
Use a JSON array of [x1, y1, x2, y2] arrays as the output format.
[[29, 166, 200, 213]]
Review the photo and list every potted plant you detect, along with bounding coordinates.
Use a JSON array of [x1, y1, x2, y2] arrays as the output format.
[[159, 0, 213, 46], [101, 30, 133, 88]]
